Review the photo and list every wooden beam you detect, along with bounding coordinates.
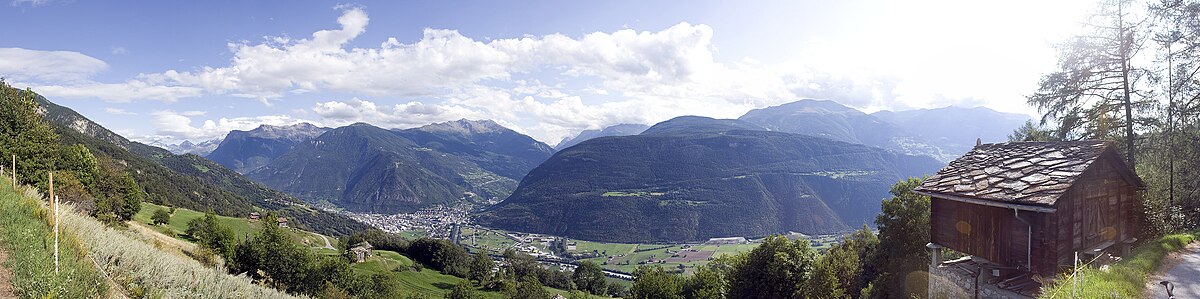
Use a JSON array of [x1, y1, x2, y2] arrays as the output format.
[[916, 191, 1057, 213]]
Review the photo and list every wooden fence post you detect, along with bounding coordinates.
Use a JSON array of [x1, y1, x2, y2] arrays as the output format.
[[50, 172, 58, 275]]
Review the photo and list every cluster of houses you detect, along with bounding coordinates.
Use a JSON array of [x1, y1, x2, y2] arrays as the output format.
[[247, 212, 288, 228], [339, 204, 472, 237]]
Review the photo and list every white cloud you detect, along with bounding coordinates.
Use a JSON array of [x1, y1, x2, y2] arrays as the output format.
[[28, 80, 203, 102], [146, 8, 793, 108], [18, 5, 1045, 144], [9, 0, 49, 7], [0, 48, 107, 82], [104, 108, 136, 115], [110, 46, 128, 55], [312, 98, 487, 128]]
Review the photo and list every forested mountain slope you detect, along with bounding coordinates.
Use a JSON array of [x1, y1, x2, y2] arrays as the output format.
[[478, 116, 942, 242], [34, 95, 369, 236]]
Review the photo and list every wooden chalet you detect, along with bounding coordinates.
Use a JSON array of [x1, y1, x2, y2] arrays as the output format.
[[917, 141, 1144, 282]]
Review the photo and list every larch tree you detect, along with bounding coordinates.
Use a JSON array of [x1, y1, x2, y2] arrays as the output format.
[[1028, 0, 1153, 167]]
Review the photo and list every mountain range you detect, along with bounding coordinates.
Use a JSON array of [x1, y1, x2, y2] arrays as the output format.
[[33, 96, 370, 236], [148, 139, 223, 156], [477, 116, 943, 242], [186, 97, 1027, 242], [870, 106, 1029, 155], [241, 120, 553, 213], [207, 123, 329, 174], [554, 124, 649, 151]]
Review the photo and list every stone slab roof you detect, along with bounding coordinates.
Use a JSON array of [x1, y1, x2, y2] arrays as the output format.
[[915, 141, 1136, 206]]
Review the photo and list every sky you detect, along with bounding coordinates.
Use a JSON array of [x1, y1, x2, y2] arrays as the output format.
[[0, 0, 1100, 146]]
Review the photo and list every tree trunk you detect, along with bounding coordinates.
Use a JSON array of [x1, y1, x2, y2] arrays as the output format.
[[1119, 3, 1136, 168]]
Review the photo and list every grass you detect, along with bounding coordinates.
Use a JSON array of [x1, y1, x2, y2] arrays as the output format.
[[576, 241, 759, 274], [351, 247, 607, 298], [0, 179, 107, 298], [133, 202, 330, 249], [460, 227, 519, 254], [1038, 231, 1200, 298]]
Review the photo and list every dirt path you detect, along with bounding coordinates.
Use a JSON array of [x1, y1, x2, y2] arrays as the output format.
[[1145, 242, 1200, 298], [320, 234, 335, 250], [128, 222, 196, 256], [0, 248, 17, 298]]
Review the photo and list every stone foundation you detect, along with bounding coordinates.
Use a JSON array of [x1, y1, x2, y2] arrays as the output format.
[[929, 258, 1034, 299]]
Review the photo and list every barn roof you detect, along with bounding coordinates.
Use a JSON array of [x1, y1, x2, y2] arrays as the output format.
[[915, 141, 1143, 207]]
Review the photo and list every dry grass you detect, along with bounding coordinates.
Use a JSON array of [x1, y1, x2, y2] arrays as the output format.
[[61, 203, 306, 299]]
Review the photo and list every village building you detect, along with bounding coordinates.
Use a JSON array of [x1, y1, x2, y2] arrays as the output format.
[[350, 241, 374, 263], [248, 212, 260, 221], [917, 141, 1144, 298], [276, 217, 288, 228], [704, 237, 748, 245]]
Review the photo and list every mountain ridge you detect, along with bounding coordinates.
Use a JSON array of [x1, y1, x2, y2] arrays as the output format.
[[478, 116, 942, 243]]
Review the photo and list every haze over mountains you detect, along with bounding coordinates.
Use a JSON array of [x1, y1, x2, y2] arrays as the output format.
[[553, 124, 650, 151], [149, 139, 223, 156]]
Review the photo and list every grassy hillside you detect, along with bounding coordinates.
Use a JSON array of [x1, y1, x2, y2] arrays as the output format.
[[0, 179, 108, 298], [132, 202, 331, 249], [343, 248, 606, 299], [1038, 231, 1199, 298], [0, 176, 297, 298]]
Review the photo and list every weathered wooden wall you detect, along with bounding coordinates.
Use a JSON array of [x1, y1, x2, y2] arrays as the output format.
[[931, 197, 1013, 265], [1050, 155, 1140, 268]]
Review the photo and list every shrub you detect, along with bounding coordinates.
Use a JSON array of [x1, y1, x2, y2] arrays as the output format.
[[152, 207, 171, 225]]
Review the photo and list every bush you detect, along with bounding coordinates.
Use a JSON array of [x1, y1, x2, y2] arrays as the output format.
[[151, 207, 171, 225], [406, 238, 470, 277], [185, 211, 236, 258]]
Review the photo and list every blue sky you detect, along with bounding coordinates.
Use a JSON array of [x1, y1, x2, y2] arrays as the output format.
[[1, 0, 1097, 145]]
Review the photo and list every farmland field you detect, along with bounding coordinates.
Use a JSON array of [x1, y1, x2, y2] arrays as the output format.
[[461, 226, 520, 254]]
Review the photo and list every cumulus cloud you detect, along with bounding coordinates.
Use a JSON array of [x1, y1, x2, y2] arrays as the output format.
[[143, 8, 795, 107], [0, 48, 108, 82], [20, 6, 1001, 144], [312, 98, 487, 128]]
